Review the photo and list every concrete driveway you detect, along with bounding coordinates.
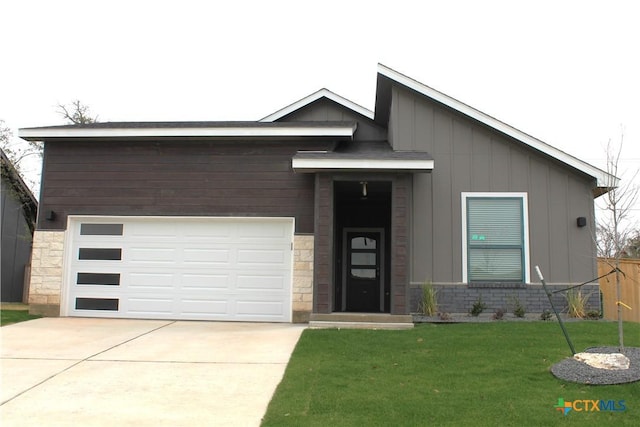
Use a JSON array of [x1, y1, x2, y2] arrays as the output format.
[[0, 318, 305, 426]]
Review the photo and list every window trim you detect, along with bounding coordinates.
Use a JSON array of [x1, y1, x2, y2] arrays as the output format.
[[461, 192, 530, 284]]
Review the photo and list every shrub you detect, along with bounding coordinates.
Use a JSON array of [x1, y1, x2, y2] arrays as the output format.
[[512, 297, 526, 318], [419, 281, 438, 316], [586, 310, 601, 320], [439, 312, 452, 321], [566, 290, 589, 318], [470, 297, 487, 316], [540, 310, 553, 321]]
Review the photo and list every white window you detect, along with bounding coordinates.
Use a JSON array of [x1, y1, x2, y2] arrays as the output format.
[[461, 193, 530, 283]]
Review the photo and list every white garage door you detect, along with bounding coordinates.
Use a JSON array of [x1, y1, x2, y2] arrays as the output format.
[[64, 216, 293, 322]]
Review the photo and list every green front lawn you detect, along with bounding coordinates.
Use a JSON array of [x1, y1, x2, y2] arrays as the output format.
[[263, 322, 639, 426], [0, 310, 41, 326]]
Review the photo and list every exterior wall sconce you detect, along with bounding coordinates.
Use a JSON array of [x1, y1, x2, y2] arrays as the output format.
[[360, 181, 368, 197], [576, 217, 587, 227], [46, 210, 56, 221]]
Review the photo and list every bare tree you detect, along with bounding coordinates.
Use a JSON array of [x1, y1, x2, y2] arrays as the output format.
[[622, 230, 640, 258], [57, 100, 98, 124], [596, 132, 639, 352], [0, 119, 43, 178]]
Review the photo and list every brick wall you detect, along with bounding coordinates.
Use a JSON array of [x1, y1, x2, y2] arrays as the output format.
[[28, 230, 65, 316], [391, 175, 410, 314], [314, 174, 332, 313], [410, 283, 600, 315]]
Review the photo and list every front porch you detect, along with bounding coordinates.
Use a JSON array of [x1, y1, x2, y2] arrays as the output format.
[[309, 312, 414, 329]]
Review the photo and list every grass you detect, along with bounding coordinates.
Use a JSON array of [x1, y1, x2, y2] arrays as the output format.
[[0, 309, 41, 326], [262, 322, 640, 426]]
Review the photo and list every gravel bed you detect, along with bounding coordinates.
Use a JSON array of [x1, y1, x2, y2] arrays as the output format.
[[551, 347, 640, 385]]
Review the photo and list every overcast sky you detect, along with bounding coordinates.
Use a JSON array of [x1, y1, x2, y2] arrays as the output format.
[[2, 0, 638, 220]]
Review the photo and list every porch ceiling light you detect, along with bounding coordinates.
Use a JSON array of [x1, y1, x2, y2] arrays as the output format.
[[361, 181, 368, 197]]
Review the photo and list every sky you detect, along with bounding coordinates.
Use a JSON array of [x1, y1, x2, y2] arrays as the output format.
[[1, 0, 639, 224]]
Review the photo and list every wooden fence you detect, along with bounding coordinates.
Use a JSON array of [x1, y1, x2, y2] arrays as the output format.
[[598, 258, 640, 322]]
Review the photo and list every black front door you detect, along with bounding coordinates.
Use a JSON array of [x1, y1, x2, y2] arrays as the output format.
[[344, 230, 383, 312]]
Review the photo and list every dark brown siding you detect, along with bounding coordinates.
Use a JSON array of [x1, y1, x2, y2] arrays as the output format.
[[38, 140, 320, 233]]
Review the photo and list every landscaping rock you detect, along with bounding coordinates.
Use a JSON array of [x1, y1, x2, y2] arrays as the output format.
[[573, 352, 630, 370]]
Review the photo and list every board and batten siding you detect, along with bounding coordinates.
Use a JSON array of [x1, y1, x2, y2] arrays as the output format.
[[389, 85, 597, 284], [37, 140, 318, 233]]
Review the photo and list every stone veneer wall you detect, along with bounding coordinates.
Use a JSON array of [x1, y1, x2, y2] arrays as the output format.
[[292, 234, 314, 322], [28, 230, 65, 316]]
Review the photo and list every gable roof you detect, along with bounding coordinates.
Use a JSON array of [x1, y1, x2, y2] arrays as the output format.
[[374, 63, 616, 192], [260, 88, 374, 122]]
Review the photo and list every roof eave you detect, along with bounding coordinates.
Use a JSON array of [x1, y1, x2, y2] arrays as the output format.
[[18, 124, 357, 141], [292, 158, 434, 173]]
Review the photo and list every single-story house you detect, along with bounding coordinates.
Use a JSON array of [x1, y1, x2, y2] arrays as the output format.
[[1, 148, 38, 302], [19, 64, 613, 324]]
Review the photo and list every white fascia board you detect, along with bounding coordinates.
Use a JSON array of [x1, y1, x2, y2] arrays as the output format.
[[292, 157, 434, 171], [377, 64, 616, 188], [260, 88, 375, 122], [18, 125, 355, 140]]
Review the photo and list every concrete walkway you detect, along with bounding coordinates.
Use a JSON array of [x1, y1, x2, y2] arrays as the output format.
[[0, 318, 305, 426]]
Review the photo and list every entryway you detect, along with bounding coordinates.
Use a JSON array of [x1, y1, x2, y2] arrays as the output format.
[[334, 180, 391, 313]]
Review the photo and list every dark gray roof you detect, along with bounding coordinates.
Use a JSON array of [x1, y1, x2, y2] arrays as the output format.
[[294, 141, 433, 161]]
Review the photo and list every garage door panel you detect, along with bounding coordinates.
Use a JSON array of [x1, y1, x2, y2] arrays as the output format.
[[237, 274, 286, 290], [183, 248, 230, 264], [66, 217, 293, 322], [238, 221, 287, 235], [180, 273, 230, 289], [237, 249, 287, 265], [180, 298, 230, 315], [128, 272, 175, 289], [129, 247, 177, 263], [236, 300, 285, 317], [126, 297, 174, 315]]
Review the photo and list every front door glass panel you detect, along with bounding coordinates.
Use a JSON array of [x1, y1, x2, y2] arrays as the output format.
[[345, 231, 382, 312]]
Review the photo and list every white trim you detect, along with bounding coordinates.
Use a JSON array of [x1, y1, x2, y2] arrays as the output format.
[[292, 157, 434, 171], [378, 64, 616, 188], [461, 192, 530, 284], [61, 227, 73, 317], [18, 125, 355, 140], [260, 88, 375, 122]]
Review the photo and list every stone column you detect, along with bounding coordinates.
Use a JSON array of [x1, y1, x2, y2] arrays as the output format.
[[292, 234, 314, 322], [28, 230, 65, 316]]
